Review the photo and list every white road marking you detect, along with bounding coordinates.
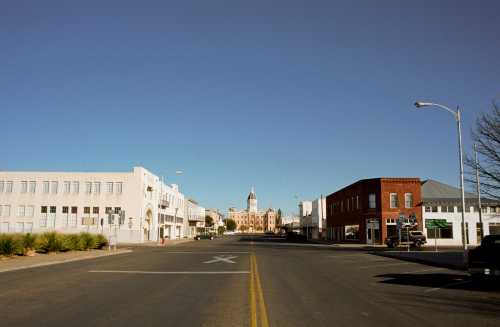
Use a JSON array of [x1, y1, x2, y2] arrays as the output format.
[[359, 262, 414, 269], [163, 251, 249, 254], [89, 270, 250, 274], [204, 255, 238, 264], [424, 280, 471, 293]]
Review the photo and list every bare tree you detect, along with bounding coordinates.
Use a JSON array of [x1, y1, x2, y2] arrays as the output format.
[[465, 98, 500, 200]]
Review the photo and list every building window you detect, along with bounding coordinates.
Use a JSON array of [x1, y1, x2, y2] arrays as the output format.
[[0, 181, 4, 193], [116, 182, 123, 193], [29, 181, 36, 193], [105, 207, 113, 214], [390, 193, 398, 208], [6, 181, 13, 193], [93, 182, 101, 194], [404, 193, 413, 208], [107, 182, 114, 193], [441, 206, 454, 213], [368, 194, 376, 209], [427, 223, 453, 239], [1, 205, 11, 217], [26, 206, 34, 217], [51, 181, 58, 194], [431, 206, 438, 212], [50, 206, 56, 214], [62, 206, 69, 214], [84, 207, 91, 215], [63, 181, 71, 193], [72, 181, 79, 193], [86, 182, 92, 194], [93, 207, 99, 214], [71, 206, 78, 214], [21, 181, 28, 193], [114, 207, 121, 214], [43, 181, 50, 193], [18, 205, 26, 217]]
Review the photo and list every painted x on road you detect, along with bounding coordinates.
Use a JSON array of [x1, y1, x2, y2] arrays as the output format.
[[204, 255, 238, 264]]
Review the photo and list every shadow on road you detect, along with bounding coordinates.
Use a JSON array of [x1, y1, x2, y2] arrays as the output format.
[[376, 273, 500, 292]]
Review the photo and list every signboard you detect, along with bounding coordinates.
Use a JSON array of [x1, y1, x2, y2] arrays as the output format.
[[425, 219, 448, 229]]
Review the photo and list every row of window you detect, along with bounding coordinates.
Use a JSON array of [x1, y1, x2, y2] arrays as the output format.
[[0, 205, 121, 218], [0, 180, 123, 194], [424, 205, 500, 214], [330, 193, 414, 215]]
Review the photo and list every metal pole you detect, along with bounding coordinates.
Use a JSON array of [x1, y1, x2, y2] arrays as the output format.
[[474, 144, 484, 240], [456, 108, 467, 250], [434, 228, 438, 252]]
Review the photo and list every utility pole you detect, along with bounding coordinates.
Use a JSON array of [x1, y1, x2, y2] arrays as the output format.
[[474, 144, 484, 240]]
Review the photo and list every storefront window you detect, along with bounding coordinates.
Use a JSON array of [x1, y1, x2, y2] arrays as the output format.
[[427, 223, 453, 239]]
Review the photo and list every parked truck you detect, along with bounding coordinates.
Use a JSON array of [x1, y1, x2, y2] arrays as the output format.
[[385, 230, 427, 248], [467, 235, 500, 279]]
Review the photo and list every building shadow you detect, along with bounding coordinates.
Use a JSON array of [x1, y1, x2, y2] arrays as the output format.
[[376, 272, 500, 292]]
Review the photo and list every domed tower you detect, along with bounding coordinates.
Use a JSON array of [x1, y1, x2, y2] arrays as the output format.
[[247, 186, 258, 213]]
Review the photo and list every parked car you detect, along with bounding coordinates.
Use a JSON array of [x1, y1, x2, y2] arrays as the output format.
[[194, 234, 214, 240], [467, 235, 500, 279], [385, 230, 427, 248]]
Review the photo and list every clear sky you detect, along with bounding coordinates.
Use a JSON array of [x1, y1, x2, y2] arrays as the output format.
[[1, 0, 499, 215]]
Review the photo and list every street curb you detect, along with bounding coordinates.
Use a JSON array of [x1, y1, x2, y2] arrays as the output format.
[[372, 251, 467, 271], [0, 249, 133, 274]]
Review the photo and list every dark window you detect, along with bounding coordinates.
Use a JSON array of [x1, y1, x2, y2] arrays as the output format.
[[431, 206, 438, 213], [93, 207, 99, 214], [427, 223, 453, 239], [105, 207, 112, 214], [50, 206, 56, 213], [62, 206, 69, 214], [71, 206, 78, 214], [41, 206, 48, 214], [114, 207, 121, 214], [84, 207, 90, 214]]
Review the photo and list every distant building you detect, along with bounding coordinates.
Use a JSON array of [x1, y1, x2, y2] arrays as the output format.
[[421, 179, 500, 246], [205, 208, 224, 232], [299, 197, 326, 240], [227, 188, 277, 233], [326, 178, 422, 245]]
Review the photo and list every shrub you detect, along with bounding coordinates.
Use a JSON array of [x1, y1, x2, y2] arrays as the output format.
[[22, 233, 37, 251], [94, 234, 108, 249], [78, 233, 96, 250], [35, 232, 63, 253], [62, 234, 81, 251], [0, 234, 23, 256]]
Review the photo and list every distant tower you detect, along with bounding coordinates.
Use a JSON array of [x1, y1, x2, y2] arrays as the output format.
[[247, 186, 258, 213]]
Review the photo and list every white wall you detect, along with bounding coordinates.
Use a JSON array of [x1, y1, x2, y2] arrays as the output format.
[[423, 205, 500, 246]]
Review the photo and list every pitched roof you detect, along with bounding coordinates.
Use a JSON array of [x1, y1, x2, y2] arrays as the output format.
[[421, 179, 499, 205]]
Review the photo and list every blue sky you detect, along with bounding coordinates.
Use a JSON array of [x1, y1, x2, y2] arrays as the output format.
[[1, 0, 499, 215]]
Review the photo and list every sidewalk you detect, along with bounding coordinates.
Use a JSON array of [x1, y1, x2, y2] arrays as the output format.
[[0, 249, 132, 273], [374, 250, 467, 270]]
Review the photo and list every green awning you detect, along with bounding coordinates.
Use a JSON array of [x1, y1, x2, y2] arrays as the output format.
[[425, 219, 448, 228]]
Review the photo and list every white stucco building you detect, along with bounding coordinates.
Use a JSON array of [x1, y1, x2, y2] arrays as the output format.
[[0, 167, 186, 243], [299, 197, 326, 239], [185, 199, 205, 238], [422, 180, 500, 246]]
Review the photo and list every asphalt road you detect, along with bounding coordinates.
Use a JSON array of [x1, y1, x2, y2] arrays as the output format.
[[0, 235, 499, 327]]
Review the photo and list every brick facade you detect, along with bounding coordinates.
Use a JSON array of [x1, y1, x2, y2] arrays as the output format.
[[326, 178, 422, 244]]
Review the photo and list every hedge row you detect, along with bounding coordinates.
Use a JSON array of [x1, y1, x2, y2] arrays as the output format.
[[0, 232, 108, 256]]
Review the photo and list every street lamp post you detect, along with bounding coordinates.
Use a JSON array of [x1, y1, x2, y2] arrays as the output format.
[[414, 101, 468, 251], [474, 144, 484, 240]]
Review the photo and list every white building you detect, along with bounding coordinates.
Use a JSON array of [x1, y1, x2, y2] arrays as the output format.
[[422, 179, 500, 246], [299, 197, 327, 240], [0, 167, 186, 243], [185, 199, 205, 238]]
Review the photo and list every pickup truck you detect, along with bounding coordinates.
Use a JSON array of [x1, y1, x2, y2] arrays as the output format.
[[468, 235, 500, 279], [385, 231, 427, 248]]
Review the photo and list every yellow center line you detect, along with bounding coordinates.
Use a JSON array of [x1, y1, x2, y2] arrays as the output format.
[[249, 253, 270, 327], [249, 255, 257, 327]]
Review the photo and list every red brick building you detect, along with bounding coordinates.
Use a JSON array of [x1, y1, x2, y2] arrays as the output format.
[[325, 178, 422, 245]]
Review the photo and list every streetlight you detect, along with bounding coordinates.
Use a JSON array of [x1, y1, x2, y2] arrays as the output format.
[[414, 101, 467, 250]]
